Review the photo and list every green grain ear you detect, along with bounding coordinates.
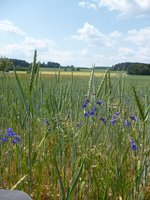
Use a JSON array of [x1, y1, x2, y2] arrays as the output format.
[[96, 69, 109, 99], [87, 64, 95, 99], [29, 50, 39, 95], [132, 86, 145, 122]]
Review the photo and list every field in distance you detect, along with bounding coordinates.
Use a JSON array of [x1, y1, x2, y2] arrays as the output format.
[[9, 67, 118, 77]]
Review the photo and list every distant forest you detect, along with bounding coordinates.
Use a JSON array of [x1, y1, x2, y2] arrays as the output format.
[[0, 58, 64, 72], [0, 58, 108, 72], [0, 58, 150, 75], [111, 62, 150, 75]]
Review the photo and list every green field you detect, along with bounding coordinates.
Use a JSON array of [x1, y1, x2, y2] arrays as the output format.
[[0, 65, 150, 199]]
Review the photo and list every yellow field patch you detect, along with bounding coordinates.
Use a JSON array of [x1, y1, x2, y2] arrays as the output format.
[[9, 71, 117, 77], [40, 71, 117, 77]]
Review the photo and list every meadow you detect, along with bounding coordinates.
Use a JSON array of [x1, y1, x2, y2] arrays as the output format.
[[0, 55, 150, 199]]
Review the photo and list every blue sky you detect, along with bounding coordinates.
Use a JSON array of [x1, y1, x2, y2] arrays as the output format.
[[0, 0, 150, 67]]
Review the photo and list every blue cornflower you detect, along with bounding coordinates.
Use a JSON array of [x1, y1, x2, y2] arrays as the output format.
[[96, 100, 103, 105], [5, 128, 16, 137], [84, 111, 90, 117], [130, 115, 137, 122], [90, 106, 97, 116], [12, 135, 21, 144], [1, 137, 8, 143], [130, 140, 138, 151], [7, 128, 13, 132], [124, 120, 131, 128], [113, 112, 120, 119], [82, 104, 87, 109], [99, 117, 106, 124], [5, 128, 13, 137], [82, 99, 90, 109], [5, 128, 16, 138], [110, 118, 117, 125]]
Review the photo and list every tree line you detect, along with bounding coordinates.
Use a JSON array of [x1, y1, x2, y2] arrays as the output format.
[[0, 57, 81, 72], [111, 62, 150, 75], [1, 57, 150, 75], [0, 57, 82, 72], [0, 57, 63, 71]]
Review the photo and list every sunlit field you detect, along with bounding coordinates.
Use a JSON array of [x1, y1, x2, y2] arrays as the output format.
[[9, 70, 117, 77], [0, 56, 150, 199]]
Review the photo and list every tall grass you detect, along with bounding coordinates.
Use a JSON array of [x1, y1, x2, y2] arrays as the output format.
[[0, 53, 150, 199]]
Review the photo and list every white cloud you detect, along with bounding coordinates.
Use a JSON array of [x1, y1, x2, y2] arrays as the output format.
[[0, 20, 75, 65], [79, 1, 98, 10], [0, 20, 26, 36], [136, 47, 150, 62], [134, 0, 150, 9], [1, 19, 150, 67], [99, 0, 150, 18], [0, 35, 74, 65], [100, 0, 130, 14], [71, 22, 113, 46], [109, 31, 122, 38], [71, 22, 150, 65], [127, 27, 150, 45], [78, 0, 150, 18], [38, 50, 75, 64]]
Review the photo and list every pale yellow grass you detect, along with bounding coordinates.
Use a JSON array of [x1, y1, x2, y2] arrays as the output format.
[[9, 71, 117, 77]]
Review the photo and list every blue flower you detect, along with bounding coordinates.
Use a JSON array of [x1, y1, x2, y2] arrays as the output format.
[[130, 115, 137, 122], [82, 104, 87, 109], [113, 112, 120, 119], [96, 100, 103, 105], [90, 106, 97, 116], [82, 99, 90, 109], [84, 111, 90, 117], [5, 128, 13, 137], [110, 118, 116, 125], [1, 137, 8, 143], [130, 140, 138, 151], [99, 117, 106, 124], [1, 128, 21, 145], [124, 120, 131, 128], [12, 135, 21, 144]]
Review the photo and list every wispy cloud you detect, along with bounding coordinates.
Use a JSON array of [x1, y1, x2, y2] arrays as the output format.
[[99, 0, 150, 18], [0, 20, 26, 36], [127, 27, 150, 45], [78, 1, 98, 10], [79, 0, 150, 18]]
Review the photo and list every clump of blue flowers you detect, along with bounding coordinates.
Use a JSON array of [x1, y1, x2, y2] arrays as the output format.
[[81, 97, 137, 130], [82, 99, 103, 118], [1, 128, 21, 144]]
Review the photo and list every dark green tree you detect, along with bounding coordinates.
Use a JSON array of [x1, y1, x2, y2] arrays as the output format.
[[0, 57, 12, 78]]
